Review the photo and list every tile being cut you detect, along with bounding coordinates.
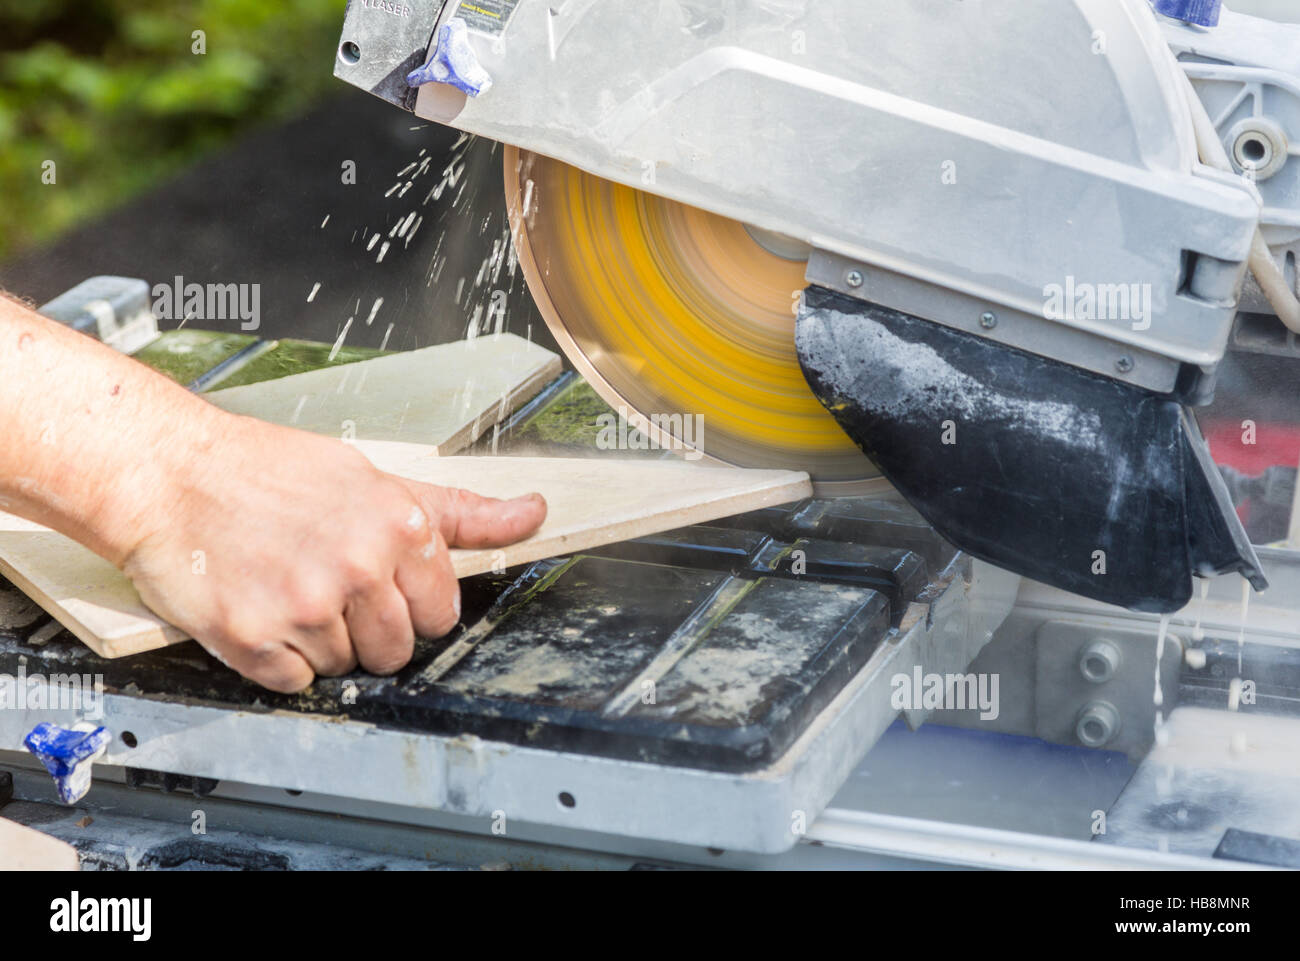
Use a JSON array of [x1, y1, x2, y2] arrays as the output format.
[[372, 450, 813, 579], [205, 333, 561, 451], [0, 442, 811, 660], [0, 516, 188, 657]]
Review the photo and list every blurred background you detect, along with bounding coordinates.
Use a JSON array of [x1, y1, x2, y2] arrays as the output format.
[[0, 0, 547, 353], [0, 0, 340, 260]]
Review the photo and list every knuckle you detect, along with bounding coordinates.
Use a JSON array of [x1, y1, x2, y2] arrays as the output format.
[[214, 636, 313, 693], [246, 638, 288, 663], [417, 531, 449, 565], [287, 589, 338, 631], [340, 558, 385, 595], [315, 651, 357, 678], [450, 487, 485, 516], [207, 618, 261, 654], [391, 502, 432, 546]]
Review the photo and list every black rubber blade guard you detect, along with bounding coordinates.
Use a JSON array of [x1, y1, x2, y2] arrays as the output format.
[[795, 287, 1267, 613]]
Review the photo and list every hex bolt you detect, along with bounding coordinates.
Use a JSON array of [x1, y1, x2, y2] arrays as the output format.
[[1079, 639, 1122, 684], [845, 269, 864, 289], [979, 311, 998, 329], [1076, 700, 1121, 748], [1116, 355, 1135, 374]]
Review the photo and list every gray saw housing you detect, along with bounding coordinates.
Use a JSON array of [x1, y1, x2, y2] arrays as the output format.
[[333, 0, 1294, 612]]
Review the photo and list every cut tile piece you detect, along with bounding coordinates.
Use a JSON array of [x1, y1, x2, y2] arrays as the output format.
[[205, 333, 562, 451], [0, 817, 80, 870], [132, 330, 258, 386], [0, 441, 810, 660], [207, 337, 388, 389], [500, 374, 659, 458]]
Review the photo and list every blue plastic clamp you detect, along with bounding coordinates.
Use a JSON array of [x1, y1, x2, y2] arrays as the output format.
[[1152, 0, 1222, 27], [24, 722, 111, 804], [407, 18, 493, 97]]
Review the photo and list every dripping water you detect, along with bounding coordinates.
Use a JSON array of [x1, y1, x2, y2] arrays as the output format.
[[1191, 577, 1210, 641], [1236, 577, 1250, 676], [1154, 613, 1170, 710]]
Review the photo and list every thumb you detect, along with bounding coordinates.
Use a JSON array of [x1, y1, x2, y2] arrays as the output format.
[[396, 478, 547, 549]]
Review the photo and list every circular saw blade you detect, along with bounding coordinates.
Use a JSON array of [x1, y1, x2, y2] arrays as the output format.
[[505, 147, 879, 494]]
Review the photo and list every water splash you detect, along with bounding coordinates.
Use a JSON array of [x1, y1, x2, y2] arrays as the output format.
[[329, 316, 353, 362]]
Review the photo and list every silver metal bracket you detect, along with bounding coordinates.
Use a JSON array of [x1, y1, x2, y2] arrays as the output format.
[[805, 249, 1184, 394], [1033, 620, 1183, 761]]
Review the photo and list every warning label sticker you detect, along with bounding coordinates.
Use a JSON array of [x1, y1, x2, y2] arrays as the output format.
[[455, 0, 521, 37]]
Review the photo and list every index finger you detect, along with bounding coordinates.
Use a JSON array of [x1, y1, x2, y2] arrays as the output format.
[[394, 478, 547, 549]]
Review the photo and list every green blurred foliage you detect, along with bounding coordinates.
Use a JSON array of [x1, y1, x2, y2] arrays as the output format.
[[0, 0, 345, 258]]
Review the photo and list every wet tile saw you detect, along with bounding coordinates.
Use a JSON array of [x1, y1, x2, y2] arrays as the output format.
[[5, 2, 1300, 868], [335, 0, 1300, 614]]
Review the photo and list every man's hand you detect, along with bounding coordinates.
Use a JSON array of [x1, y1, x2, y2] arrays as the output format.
[[124, 417, 546, 692], [0, 294, 545, 692]]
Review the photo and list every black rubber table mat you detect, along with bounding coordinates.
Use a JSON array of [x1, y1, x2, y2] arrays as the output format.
[[0, 494, 956, 773]]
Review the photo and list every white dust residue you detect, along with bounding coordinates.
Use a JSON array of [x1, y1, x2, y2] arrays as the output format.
[[464, 644, 575, 698], [658, 613, 813, 722], [812, 311, 1103, 449]]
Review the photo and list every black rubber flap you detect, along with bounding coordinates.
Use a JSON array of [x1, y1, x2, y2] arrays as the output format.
[[795, 287, 1267, 613]]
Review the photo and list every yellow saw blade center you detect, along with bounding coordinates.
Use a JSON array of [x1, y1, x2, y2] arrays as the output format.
[[505, 147, 876, 488]]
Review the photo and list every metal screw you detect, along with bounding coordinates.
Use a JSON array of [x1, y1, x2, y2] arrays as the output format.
[[1115, 356, 1135, 374], [979, 311, 997, 329], [845, 270, 864, 289], [1075, 700, 1121, 748], [1079, 639, 1121, 684]]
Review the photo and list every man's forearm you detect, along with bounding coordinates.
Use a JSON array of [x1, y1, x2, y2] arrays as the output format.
[[0, 294, 220, 564]]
